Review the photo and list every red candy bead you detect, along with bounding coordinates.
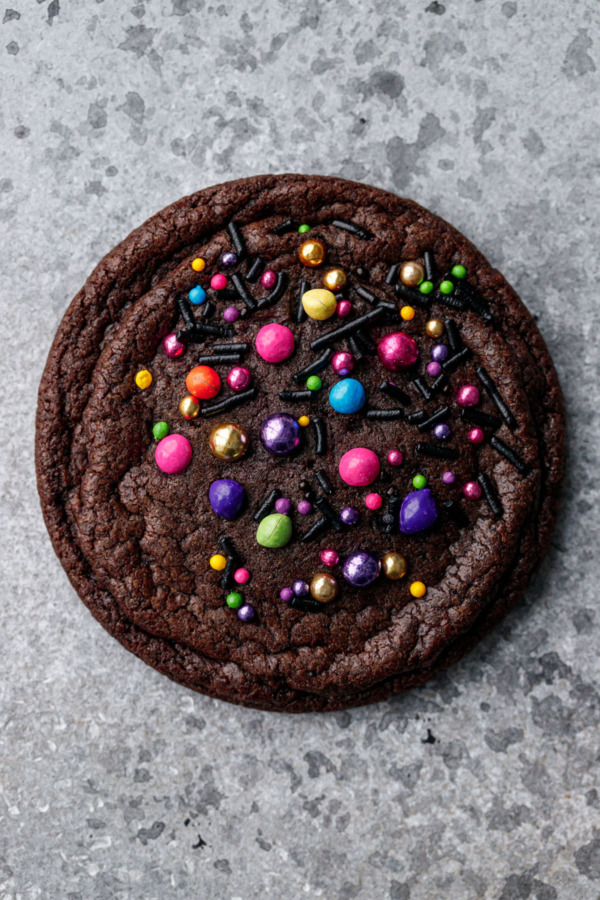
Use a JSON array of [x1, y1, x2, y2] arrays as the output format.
[[468, 427, 485, 444], [186, 365, 221, 400]]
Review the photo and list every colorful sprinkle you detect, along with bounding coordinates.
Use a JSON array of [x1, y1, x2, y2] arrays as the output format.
[[226, 591, 244, 609], [210, 554, 227, 571], [400, 305, 415, 321], [468, 427, 485, 444], [336, 299, 353, 318], [210, 274, 228, 291], [155, 433, 192, 474], [433, 423, 451, 441], [237, 603, 255, 622], [152, 421, 169, 440], [451, 264, 467, 279], [342, 551, 380, 587], [456, 384, 480, 407], [377, 332, 419, 371], [223, 306, 240, 322], [302, 288, 337, 321], [463, 480, 483, 500], [280, 587, 293, 602], [275, 498, 292, 515], [179, 395, 200, 419], [365, 493, 382, 510], [209, 478, 246, 519], [292, 579, 309, 597], [256, 513, 293, 547], [298, 415, 311, 427], [442, 470, 456, 484], [400, 261, 424, 287], [331, 351, 355, 376], [191, 258, 206, 272], [410, 581, 427, 598], [186, 365, 221, 400], [310, 573, 339, 602], [387, 449, 403, 467], [234, 568, 250, 584], [261, 269, 277, 290], [162, 333, 185, 358], [339, 447, 380, 486], [298, 223, 311, 234], [320, 549, 340, 567], [135, 369, 152, 390], [255, 323, 295, 363], [226, 366, 252, 392], [439, 280, 454, 295], [306, 375, 322, 392], [419, 281, 434, 295], [412, 474, 427, 489], [340, 506, 360, 525], [221, 251, 237, 267], [189, 285, 207, 305], [382, 552, 407, 580], [425, 319, 444, 338], [431, 344, 449, 363], [260, 413, 301, 456], [298, 500, 312, 515], [329, 378, 366, 414], [298, 239, 326, 268], [427, 361, 442, 377]]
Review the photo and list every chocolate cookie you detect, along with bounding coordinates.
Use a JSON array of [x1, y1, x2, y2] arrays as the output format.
[[35, 174, 565, 712]]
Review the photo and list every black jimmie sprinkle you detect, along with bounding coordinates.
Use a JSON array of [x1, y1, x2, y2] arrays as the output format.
[[315, 497, 342, 532], [355, 286, 377, 306], [423, 250, 435, 282], [312, 417, 327, 455], [477, 366, 518, 429], [331, 219, 371, 240], [490, 436, 528, 474], [442, 346, 472, 373], [478, 473, 503, 517], [315, 469, 333, 495], [460, 408, 502, 430], [366, 408, 404, 421], [385, 263, 400, 286], [379, 381, 412, 406], [272, 218, 295, 235], [253, 488, 281, 522], [279, 389, 312, 402], [198, 355, 242, 365], [231, 273, 256, 311], [257, 271, 288, 308], [177, 295, 195, 329], [200, 387, 257, 417], [227, 221, 246, 259], [310, 306, 386, 352], [296, 279, 309, 324], [416, 442, 459, 460], [300, 516, 328, 543], [292, 349, 332, 382], [444, 319, 462, 352], [417, 406, 450, 432], [245, 257, 264, 283], [213, 342, 247, 354], [411, 377, 432, 401]]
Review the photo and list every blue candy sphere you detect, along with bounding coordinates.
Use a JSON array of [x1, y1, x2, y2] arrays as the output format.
[[329, 378, 366, 414], [189, 285, 207, 305]]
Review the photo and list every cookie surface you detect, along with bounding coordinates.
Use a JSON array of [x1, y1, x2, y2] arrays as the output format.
[[35, 174, 565, 712]]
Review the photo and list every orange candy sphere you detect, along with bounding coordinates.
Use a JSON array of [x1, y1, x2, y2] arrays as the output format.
[[185, 365, 221, 400]]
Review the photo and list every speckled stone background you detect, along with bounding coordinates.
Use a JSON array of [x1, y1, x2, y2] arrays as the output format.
[[1, 1, 599, 897]]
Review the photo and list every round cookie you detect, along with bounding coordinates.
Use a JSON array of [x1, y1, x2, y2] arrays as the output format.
[[35, 174, 565, 712]]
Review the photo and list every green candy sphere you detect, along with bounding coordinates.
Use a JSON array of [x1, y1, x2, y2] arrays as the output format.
[[306, 375, 322, 391], [226, 591, 243, 609], [451, 264, 466, 279], [439, 280, 454, 295], [412, 473, 427, 489], [298, 223, 311, 234], [419, 280, 434, 295], [152, 421, 170, 440], [256, 513, 292, 548]]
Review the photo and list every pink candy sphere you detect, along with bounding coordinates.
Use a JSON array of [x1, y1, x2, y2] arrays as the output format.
[[387, 449, 403, 467], [365, 492, 382, 510], [339, 447, 380, 486], [211, 273, 228, 291], [261, 269, 277, 289], [320, 549, 340, 567], [336, 300, 352, 318], [162, 333, 185, 358], [377, 332, 419, 371], [463, 480, 482, 500], [255, 323, 295, 363], [155, 433, 193, 474], [468, 427, 485, 444], [331, 351, 355, 376], [234, 568, 250, 584], [227, 365, 252, 392], [456, 384, 480, 407]]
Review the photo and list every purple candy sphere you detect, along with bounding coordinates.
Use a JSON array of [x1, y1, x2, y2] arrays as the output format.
[[223, 306, 240, 323], [280, 587, 293, 603], [292, 579, 309, 597], [340, 506, 360, 526], [399, 488, 438, 535], [227, 365, 251, 392], [297, 500, 312, 515], [237, 603, 255, 622], [431, 344, 449, 363], [433, 423, 451, 441], [342, 550, 380, 587], [275, 497, 291, 515], [208, 478, 246, 520], [427, 361, 442, 377], [442, 470, 456, 485], [260, 413, 301, 456], [221, 251, 238, 267]]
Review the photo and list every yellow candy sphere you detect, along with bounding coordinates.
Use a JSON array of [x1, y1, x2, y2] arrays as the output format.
[[410, 581, 427, 598], [400, 261, 425, 287], [322, 267, 347, 291], [298, 239, 326, 268], [298, 415, 311, 427], [210, 554, 227, 571], [179, 395, 200, 419], [426, 319, 444, 339], [310, 573, 339, 603], [301, 288, 337, 321], [209, 422, 249, 461], [400, 305, 415, 321], [192, 257, 206, 272], [382, 552, 408, 580], [135, 369, 152, 390]]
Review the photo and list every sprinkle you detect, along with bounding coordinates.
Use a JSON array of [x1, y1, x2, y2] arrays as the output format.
[[396, 283, 427, 306], [213, 342, 247, 355], [298, 415, 310, 427], [410, 581, 427, 598], [289, 596, 323, 611], [306, 375, 322, 391], [234, 567, 250, 584], [261, 270, 276, 289], [246, 257, 264, 283], [152, 421, 169, 440], [429, 373, 449, 395], [387, 488, 401, 525], [177, 295, 195, 329], [365, 408, 404, 421], [365, 493, 382, 510], [355, 285, 377, 305], [476, 366, 518, 429], [462, 480, 482, 500], [442, 470, 456, 485], [292, 349, 332, 382], [458, 281, 493, 322], [189, 285, 207, 305], [227, 221, 246, 259], [231, 272, 256, 310], [423, 250, 435, 282], [201, 301, 215, 319], [353, 330, 376, 355], [385, 263, 400, 286], [197, 354, 243, 365], [315, 469, 333, 495], [379, 381, 412, 406], [411, 377, 432, 401], [298, 223, 311, 234], [460, 408, 502, 429], [412, 473, 427, 489], [331, 219, 371, 240], [226, 591, 244, 609], [315, 497, 342, 531], [478, 473, 503, 517], [200, 387, 257, 418], [490, 436, 528, 474], [298, 500, 313, 515], [436, 289, 467, 311], [257, 271, 288, 309], [237, 604, 256, 622], [468, 427, 485, 444], [210, 554, 227, 571], [218, 536, 241, 590], [275, 498, 291, 515], [416, 442, 459, 460], [135, 369, 152, 389], [253, 488, 281, 522], [439, 280, 454, 295], [427, 361, 442, 377], [211, 274, 228, 291], [312, 416, 327, 456], [221, 251, 237, 268], [309, 306, 386, 352], [272, 218, 295, 235], [401, 305, 415, 321], [417, 406, 450, 432], [433, 423, 451, 441], [419, 281, 434, 295], [387, 450, 403, 467], [191, 258, 205, 272], [347, 334, 365, 362], [279, 389, 313, 402], [177, 323, 234, 341], [320, 548, 339, 566], [407, 410, 427, 425], [223, 307, 240, 323], [442, 347, 472, 373], [444, 319, 461, 352], [296, 279, 309, 324], [452, 264, 467, 279], [300, 516, 328, 543], [300, 479, 316, 502]]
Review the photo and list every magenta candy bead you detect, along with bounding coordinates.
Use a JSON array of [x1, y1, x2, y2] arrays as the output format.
[[162, 333, 185, 358], [427, 361, 442, 377], [365, 493, 382, 510], [211, 273, 227, 290], [280, 587, 293, 602], [223, 306, 240, 323], [387, 449, 403, 467], [234, 568, 250, 584], [377, 332, 419, 371], [155, 433, 192, 474], [227, 365, 252, 392], [468, 427, 485, 444], [275, 497, 291, 515], [442, 470, 456, 485], [339, 447, 380, 487], [298, 500, 312, 515], [331, 351, 355, 376], [255, 323, 295, 363], [336, 300, 352, 318], [320, 549, 340, 567], [463, 480, 482, 500], [261, 269, 277, 289], [456, 384, 480, 407]]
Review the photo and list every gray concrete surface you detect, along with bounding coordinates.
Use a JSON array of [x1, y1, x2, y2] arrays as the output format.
[[1, 1, 599, 897]]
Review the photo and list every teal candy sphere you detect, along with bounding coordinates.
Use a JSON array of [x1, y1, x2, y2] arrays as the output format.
[[329, 378, 366, 414]]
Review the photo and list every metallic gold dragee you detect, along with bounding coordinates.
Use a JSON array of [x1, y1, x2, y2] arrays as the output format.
[[322, 267, 347, 291], [179, 395, 200, 419], [298, 239, 326, 268], [209, 423, 249, 461], [382, 552, 408, 580], [310, 573, 339, 602], [400, 261, 425, 287], [425, 318, 445, 339]]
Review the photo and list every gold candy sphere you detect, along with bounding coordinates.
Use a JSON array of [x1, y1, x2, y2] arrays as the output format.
[[322, 267, 347, 291], [425, 318, 444, 339], [298, 239, 326, 268], [382, 552, 408, 580], [400, 261, 425, 287], [179, 395, 200, 419], [310, 573, 339, 603], [301, 288, 337, 321], [209, 422, 249, 461]]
